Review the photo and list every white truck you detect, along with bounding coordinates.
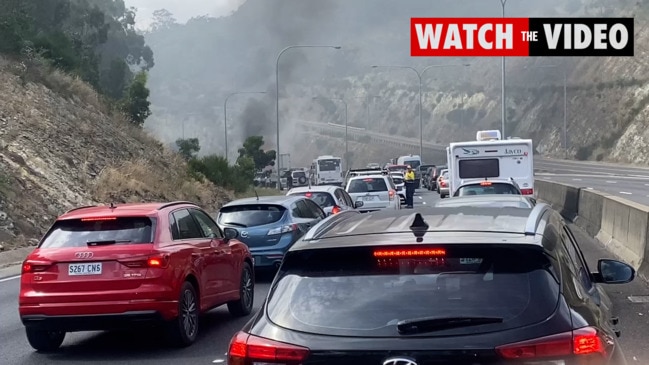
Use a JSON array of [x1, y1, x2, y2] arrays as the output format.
[[448, 138, 535, 197], [310, 155, 344, 186]]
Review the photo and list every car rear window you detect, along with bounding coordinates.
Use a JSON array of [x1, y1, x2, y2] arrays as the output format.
[[348, 178, 388, 193], [292, 171, 306, 178], [456, 183, 520, 196], [218, 204, 286, 227], [391, 177, 404, 184], [267, 245, 559, 337], [290, 192, 335, 208], [39, 217, 155, 248]]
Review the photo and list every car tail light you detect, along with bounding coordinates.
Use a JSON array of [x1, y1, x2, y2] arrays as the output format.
[[268, 224, 298, 236], [388, 190, 396, 201], [80, 216, 117, 222], [374, 248, 446, 257], [496, 327, 610, 362], [119, 255, 170, 269], [22, 260, 54, 273], [228, 331, 310, 365], [521, 188, 534, 195], [440, 181, 447, 187], [331, 205, 341, 214]]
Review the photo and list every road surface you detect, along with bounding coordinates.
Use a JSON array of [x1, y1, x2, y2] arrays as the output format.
[[1, 189, 649, 364], [536, 158, 649, 206]]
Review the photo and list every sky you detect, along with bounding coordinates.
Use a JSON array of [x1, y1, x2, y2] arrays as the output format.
[[125, 0, 246, 29]]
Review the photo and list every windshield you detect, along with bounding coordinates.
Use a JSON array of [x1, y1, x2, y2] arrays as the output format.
[[267, 245, 559, 337], [289, 192, 335, 208], [40, 217, 155, 248], [456, 183, 521, 197], [218, 204, 286, 227], [318, 159, 341, 171], [347, 177, 388, 193]]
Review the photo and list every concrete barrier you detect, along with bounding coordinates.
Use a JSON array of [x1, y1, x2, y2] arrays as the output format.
[[535, 179, 649, 282]]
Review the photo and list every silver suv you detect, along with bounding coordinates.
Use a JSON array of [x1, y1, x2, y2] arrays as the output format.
[[345, 174, 400, 212]]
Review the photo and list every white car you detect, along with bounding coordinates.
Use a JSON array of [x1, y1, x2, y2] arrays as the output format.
[[286, 185, 363, 216], [389, 172, 406, 204], [452, 179, 522, 197], [345, 174, 400, 212]]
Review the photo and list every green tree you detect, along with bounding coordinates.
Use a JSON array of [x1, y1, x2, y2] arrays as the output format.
[[122, 71, 151, 125], [150, 9, 177, 31], [237, 136, 276, 170], [176, 138, 200, 160]]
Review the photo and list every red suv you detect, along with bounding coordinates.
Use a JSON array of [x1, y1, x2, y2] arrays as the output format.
[[19, 201, 254, 352]]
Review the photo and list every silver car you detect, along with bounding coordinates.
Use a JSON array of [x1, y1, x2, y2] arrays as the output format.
[[345, 174, 400, 212], [286, 185, 363, 216], [389, 172, 406, 205]]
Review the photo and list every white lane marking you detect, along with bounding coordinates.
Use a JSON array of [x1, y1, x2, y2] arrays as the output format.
[[572, 178, 582, 181], [418, 196, 423, 200], [212, 359, 225, 363], [606, 181, 617, 184], [620, 192, 633, 195], [0, 275, 20, 283]]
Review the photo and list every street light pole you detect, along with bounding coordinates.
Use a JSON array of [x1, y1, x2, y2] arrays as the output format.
[[500, 0, 508, 138], [223, 91, 266, 163], [371, 63, 471, 159], [366, 95, 380, 130], [313, 96, 349, 169], [275, 45, 341, 191]]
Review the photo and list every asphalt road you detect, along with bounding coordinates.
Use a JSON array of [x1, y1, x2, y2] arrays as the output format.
[[535, 158, 649, 206], [1, 188, 648, 364]]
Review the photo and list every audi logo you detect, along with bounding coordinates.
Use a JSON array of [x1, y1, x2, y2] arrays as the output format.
[[382, 358, 418, 365], [75, 252, 94, 259]]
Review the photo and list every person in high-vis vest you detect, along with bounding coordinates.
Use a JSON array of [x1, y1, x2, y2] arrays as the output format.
[[404, 165, 416, 208]]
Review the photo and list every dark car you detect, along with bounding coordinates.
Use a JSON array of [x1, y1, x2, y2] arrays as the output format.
[[216, 196, 325, 270], [228, 204, 633, 365]]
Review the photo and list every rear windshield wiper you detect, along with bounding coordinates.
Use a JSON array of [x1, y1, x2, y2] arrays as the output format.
[[222, 222, 247, 228], [86, 239, 132, 246], [397, 316, 504, 335]]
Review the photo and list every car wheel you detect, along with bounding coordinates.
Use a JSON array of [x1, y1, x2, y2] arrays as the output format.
[[167, 281, 199, 347], [227, 262, 254, 317], [25, 328, 65, 352]]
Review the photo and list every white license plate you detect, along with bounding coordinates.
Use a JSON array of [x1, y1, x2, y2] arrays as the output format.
[[362, 196, 376, 201], [68, 262, 102, 276]]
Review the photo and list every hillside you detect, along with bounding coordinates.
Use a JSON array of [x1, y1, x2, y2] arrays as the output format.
[[143, 0, 649, 167], [0, 58, 233, 251]]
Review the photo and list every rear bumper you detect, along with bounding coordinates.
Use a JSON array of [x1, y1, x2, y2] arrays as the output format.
[[20, 308, 171, 332]]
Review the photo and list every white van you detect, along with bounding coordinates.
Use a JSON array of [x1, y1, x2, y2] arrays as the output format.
[[448, 139, 534, 197]]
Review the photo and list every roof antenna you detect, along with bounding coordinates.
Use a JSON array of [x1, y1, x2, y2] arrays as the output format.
[[109, 202, 115, 209], [409, 213, 429, 243]]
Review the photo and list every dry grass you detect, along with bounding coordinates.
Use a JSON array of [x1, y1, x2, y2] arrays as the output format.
[[235, 187, 285, 199], [41, 69, 104, 111], [91, 154, 234, 212]]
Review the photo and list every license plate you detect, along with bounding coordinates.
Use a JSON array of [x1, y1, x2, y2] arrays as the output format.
[[68, 263, 102, 276], [362, 196, 376, 201]]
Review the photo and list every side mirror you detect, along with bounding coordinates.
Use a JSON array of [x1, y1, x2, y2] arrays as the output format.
[[594, 259, 635, 284], [223, 227, 239, 240], [354, 200, 364, 208]]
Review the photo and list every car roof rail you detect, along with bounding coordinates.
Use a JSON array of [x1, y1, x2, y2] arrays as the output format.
[[157, 201, 196, 210], [64, 205, 98, 214], [524, 202, 551, 236]]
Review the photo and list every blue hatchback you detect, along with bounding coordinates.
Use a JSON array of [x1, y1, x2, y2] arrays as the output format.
[[216, 196, 326, 270]]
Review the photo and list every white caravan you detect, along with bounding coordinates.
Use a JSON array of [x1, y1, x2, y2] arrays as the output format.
[[448, 138, 535, 197], [310, 155, 344, 186]]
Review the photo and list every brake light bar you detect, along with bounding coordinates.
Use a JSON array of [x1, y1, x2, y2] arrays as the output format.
[[480, 181, 492, 186], [496, 327, 609, 360], [228, 331, 310, 364], [81, 217, 117, 222], [374, 249, 446, 257]]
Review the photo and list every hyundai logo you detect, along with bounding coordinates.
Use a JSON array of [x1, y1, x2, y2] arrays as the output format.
[[382, 357, 418, 365], [75, 252, 94, 259]]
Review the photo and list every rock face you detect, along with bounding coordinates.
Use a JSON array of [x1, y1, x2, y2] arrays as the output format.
[[0, 61, 233, 250]]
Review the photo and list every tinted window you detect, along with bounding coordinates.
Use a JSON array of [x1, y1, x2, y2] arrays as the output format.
[[267, 245, 560, 337], [391, 177, 404, 184], [190, 208, 223, 238], [348, 178, 388, 193], [218, 204, 286, 227], [290, 192, 335, 208], [562, 227, 593, 291], [459, 159, 500, 179], [456, 183, 521, 196], [40, 217, 155, 248], [295, 200, 316, 219], [173, 209, 203, 239], [318, 159, 340, 171]]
